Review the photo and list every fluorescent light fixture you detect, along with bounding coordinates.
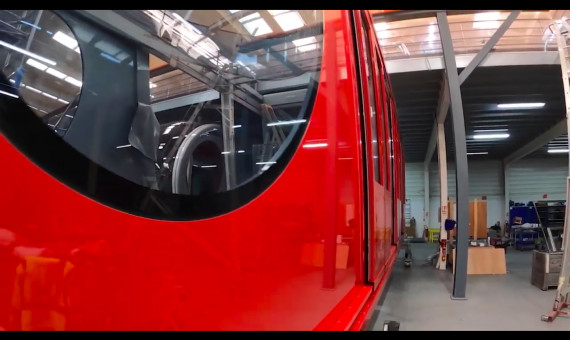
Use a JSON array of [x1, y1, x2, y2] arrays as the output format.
[[0, 90, 18, 98], [474, 129, 508, 133], [239, 12, 260, 23], [41, 92, 57, 100], [116, 144, 132, 149], [267, 119, 306, 126], [473, 12, 501, 29], [273, 11, 304, 31], [473, 133, 509, 139], [474, 11, 501, 21], [8, 79, 15, 84], [64, 76, 82, 87], [497, 102, 545, 109], [201, 165, 217, 168], [46, 67, 67, 79], [53, 31, 78, 49], [268, 10, 289, 15], [20, 20, 41, 30], [25, 85, 41, 94], [303, 142, 328, 148], [46, 30, 53, 35], [100, 52, 121, 63], [467, 152, 489, 155], [0, 40, 56, 66], [172, 136, 179, 139], [57, 98, 69, 104], [473, 21, 500, 29], [229, 10, 241, 14], [374, 22, 390, 39], [221, 151, 230, 155], [293, 37, 317, 52], [150, 82, 157, 88], [548, 149, 569, 153], [256, 161, 276, 165], [26, 58, 48, 71], [233, 125, 242, 128], [237, 150, 245, 153]]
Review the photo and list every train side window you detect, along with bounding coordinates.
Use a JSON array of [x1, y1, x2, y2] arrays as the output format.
[[359, 15, 380, 183], [0, 10, 83, 136], [384, 79, 393, 192], [371, 48, 386, 186], [0, 10, 325, 219]]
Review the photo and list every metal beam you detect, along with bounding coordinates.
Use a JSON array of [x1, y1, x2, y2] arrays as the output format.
[[458, 11, 520, 86], [503, 162, 510, 236], [423, 163, 430, 234], [221, 84, 236, 190], [503, 119, 567, 166], [425, 124, 437, 165], [386, 51, 560, 74], [436, 123, 448, 270], [424, 76, 449, 164], [152, 90, 220, 113], [75, 10, 262, 113], [554, 23, 570, 174], [437, 11, 469, 300]]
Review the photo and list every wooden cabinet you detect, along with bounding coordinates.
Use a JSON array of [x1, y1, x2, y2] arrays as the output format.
[[469, 199, 487, 240], [445, 199, 487, 240]]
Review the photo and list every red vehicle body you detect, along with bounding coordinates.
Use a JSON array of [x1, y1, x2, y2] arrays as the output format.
[[0, 10, 405, 330]]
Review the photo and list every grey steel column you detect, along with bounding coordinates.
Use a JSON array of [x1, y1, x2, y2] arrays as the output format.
[[436, 123, 449, 270], [221, 84, 236, 190], [437, 11, 469, 300]]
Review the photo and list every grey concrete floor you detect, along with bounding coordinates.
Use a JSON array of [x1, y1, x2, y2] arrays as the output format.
[[369, 243, 570, 331]]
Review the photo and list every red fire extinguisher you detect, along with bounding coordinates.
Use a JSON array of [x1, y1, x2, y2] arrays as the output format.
[[440, 239, 447, 262]]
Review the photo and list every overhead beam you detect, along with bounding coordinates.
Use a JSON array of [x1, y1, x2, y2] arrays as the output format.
[[75, 10, 262, 113], [503, 119, 567, 166], [458, 11, 520, 86], [438, 11, 469, 300], [386, 51, 560, 74], [152, 89, 220, 113]]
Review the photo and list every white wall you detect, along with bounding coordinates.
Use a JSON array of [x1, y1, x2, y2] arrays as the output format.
[[404, 162, 425, 237], [507, 157, 568, 203], [405, 157, 569, 236]]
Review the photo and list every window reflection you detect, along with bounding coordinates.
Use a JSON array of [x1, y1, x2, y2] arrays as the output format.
[[0, 10, 83, 136]]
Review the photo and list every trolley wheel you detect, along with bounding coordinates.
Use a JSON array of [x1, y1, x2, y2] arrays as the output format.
[[541, 315, 551, 322]]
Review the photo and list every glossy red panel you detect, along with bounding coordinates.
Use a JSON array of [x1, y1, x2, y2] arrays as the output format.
[[0, 10, 376, 331]]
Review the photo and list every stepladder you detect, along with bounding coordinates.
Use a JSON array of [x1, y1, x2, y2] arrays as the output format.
[[542, 177, 570, 322]]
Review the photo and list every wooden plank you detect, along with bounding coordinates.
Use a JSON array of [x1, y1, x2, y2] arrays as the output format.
[[452, 247, 506, 275]]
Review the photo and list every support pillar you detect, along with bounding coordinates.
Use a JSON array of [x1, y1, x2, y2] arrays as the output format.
[[423, 163, 430, 237], [221, 84, 236, 190], [436, 123, 448, 270], [437, 11, 469, 300]]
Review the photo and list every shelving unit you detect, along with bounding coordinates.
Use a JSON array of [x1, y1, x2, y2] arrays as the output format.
[[533, 200, 566, 253]]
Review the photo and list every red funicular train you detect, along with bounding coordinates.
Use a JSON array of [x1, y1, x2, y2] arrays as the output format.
[[0, 9, 404, 330]]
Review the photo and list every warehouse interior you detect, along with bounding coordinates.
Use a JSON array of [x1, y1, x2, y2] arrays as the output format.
[[370, 10, 570, 330]]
